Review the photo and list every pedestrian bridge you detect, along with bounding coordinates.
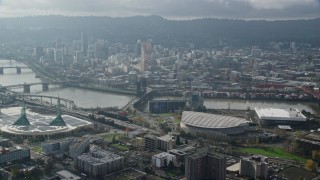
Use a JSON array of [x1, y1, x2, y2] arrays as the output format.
[[16, 94, 78, 110]]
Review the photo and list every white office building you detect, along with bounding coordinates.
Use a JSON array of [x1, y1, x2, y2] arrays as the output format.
[[240, 155, 268, 179], [152, 152, 177, 168]]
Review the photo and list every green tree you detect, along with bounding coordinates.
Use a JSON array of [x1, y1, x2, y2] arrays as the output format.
[[24, 170, 31, 179], [144, 121, 151, 128], [45, 158, 55, 174], [176, 135, 181, 145], [168, 160, 174, 170], [30, 167, 43, 178], [305, 159, 314, 171], [11, 168, 19, 178], [185, 139, 188, 144], [312, 150, 320, 162], [180, 130, 187, 137], [112, 134, 116, 143], [180, 164, 185, 175]]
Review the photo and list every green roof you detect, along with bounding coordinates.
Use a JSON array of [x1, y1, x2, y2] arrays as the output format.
[[49, 115, 67, 126], [49, 98, 67, 126], [13, 114, 31, 126], [13, 102, 31, 126]]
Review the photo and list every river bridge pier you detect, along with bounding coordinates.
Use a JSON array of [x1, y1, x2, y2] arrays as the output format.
[[0, 66, 30, 74]]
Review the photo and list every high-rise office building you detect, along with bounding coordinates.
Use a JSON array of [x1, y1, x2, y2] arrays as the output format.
[[46, 48, 55, 61], [95, 39, 108, 59], [34, 46, 44, 60], [87, 45, 96, 59], [144, 134, 157, 151], [240, 155, 268, 179], [56, 38, 62, 49], [54, 48, 64, 62], [137, 76, 147, 97], [136, 40, 142, 57], [81, 32, 88, 57], [185, 151, 226, 180], [156, 135, 175, 151], [141, 42, 152, 72]]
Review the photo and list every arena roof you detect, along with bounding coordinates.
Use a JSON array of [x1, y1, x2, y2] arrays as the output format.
[[181, 111, 249, 129]]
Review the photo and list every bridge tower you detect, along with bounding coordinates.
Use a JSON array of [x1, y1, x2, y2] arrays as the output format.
[[16, 67, 21, 74], [42, 83, 49, 91]]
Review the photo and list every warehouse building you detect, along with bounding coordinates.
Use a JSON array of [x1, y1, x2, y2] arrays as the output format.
[[255, 107, 306, 126]]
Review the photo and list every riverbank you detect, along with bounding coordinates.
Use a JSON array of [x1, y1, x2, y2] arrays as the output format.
[[67, 83, 137, 95]]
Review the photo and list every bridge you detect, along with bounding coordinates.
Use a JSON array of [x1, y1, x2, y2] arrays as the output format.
[[0, 66, 31, 74], [4, 81, 71, 93], [16, 94, 78, 110]]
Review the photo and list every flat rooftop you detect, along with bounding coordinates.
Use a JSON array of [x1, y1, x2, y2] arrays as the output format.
[[149, 99, 186, 103], [77, 147, 123, 165], [56, 170, 81, 180], [255, 107, 306, 122], [105, 168, 146, 180], [157, 135, 174, 142], [153, 152, 174, 159]]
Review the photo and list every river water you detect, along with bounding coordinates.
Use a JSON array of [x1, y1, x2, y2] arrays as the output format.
[[0, 60, 135, 108], [1, 60, 319, 114]]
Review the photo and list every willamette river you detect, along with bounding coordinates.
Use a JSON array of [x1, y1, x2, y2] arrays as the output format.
[[0, 60, 134, 108], [1, 60, 319, 114]]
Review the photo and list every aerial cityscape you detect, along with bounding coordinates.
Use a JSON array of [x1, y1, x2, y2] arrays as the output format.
[[0, 1, 320, 180]]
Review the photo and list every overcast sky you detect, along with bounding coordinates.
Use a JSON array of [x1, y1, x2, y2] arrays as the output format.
[[0, 0, 319, 20]]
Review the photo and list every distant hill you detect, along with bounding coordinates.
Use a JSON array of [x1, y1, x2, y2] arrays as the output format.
[[0, 15, 319, 48]]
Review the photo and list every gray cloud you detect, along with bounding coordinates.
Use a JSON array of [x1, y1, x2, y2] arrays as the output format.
[[0, 0, 319, 19]]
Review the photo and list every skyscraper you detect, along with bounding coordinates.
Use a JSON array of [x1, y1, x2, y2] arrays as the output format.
[[141, 41, 152, 72], [81, 32, 88, 57], [136, 39, 142, 57], [95, 39, 108, 59], [54, 48, 64, 62], [185, 151, 226, 180]]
